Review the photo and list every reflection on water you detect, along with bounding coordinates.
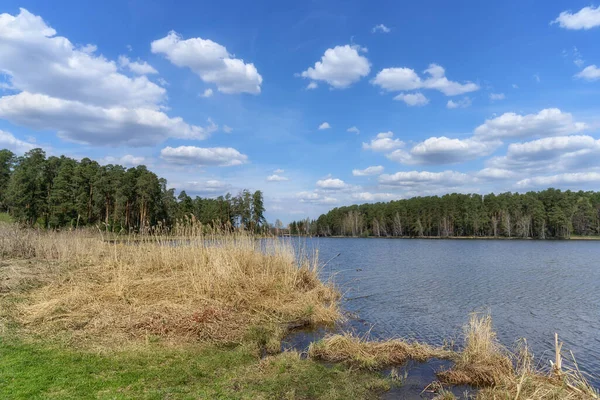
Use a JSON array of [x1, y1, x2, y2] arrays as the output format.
[[288, 237, 600, 390]]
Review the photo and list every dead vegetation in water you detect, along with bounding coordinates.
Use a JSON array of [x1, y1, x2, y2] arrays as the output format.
[[438, 313, 598, 399], [308, 312, 598, 399], [308, 332, 453, 370], [0, 224, 340, 348], [437, 313, 513, 387]]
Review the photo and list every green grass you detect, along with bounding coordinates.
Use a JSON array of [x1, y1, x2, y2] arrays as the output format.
[[0, 338, 390, 399], [0, 213, 12, 223]]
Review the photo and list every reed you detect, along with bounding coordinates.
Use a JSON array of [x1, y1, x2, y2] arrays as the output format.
[[0, 223, 340, 348], [308, 332, 453, 370]]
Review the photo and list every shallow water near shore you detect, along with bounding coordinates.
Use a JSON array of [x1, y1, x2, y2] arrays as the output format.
[[287, 237, 600, 393]]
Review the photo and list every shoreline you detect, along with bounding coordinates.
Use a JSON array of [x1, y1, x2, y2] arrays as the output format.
[[285, 235, 600, 241]]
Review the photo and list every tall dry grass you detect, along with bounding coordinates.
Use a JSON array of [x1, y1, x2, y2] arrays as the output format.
[[308, 332, 453, 370], [0, 224, 340, 347], [438, 312, 598, 399]]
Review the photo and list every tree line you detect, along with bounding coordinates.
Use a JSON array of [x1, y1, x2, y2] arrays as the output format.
[[290, 190, 600, 239], [0, 148, 266, 232]]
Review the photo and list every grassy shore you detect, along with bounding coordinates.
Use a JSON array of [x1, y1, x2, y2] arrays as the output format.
[[0, 223, 392, 399], [1, 223, 597, 399]]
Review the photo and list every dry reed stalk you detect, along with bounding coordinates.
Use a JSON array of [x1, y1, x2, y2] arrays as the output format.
[[0, 224, 340, 347], [437, 312, 513, 387], [308, 332, 453, 370]]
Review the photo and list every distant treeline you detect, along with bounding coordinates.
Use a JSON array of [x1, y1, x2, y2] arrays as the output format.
[[290, 190, 600, 239], [0, 148, 265, 231]]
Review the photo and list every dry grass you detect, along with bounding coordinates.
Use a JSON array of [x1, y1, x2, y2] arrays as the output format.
[[437, 312, 513, 386], [308, 332, 453, 370], [0, 224, 340, 348], [437, 312, 598, 399]]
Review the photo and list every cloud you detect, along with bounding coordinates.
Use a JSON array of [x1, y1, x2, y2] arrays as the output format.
[[393, 92, 429, 106], [201, 88, 214, 97], [151, 31, 262, 94], [575, 65, 600, 81], [222, 125, 233, 133], [379, 170, 471, 187], [534, 74, 541, 83], [160, 146, 248, 166], [447, 97, 472, 109], [0, 9, 212, 147], [101, 154, 146, 166], [0, 9, 165, 108], [372, 24, 391, 33], [487, 135, 600, 173], [0, 92, 217, 146], [176, 180, 231, 196], [372, 63, 479, 96], [352, 192, 397, 202], [316, 178, 347, 190], [274, 169, 284, 174], [476, 168, 517, 181], [489, 93, 505, 101], [352, 165, 384, 176], [362, 131, 404, 152], [300, 44, 370, 89], [512, 84, 519, 89], [347, 126, 360, 134], [306, 81, 318, 90], [318, 122, 331, 130], [388, 137, 501, 165], [266, 174, 289, 182], [516, 172, 600, 188], [552, 6, 600, 30], [118, 55, 158, 75], [296, 191, 338, 205], [474, 108, 587, 140], [0, 129, 35, 153]]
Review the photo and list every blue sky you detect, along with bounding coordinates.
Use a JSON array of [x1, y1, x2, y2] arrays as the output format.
[[1, 1, 600, 223]]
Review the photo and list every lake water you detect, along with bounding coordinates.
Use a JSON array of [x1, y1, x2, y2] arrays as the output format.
[[290, 237, 600, 390]]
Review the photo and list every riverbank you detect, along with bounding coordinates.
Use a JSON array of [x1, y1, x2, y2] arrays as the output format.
[[291, 235, 600, 241], [1, 224, 597, 399]]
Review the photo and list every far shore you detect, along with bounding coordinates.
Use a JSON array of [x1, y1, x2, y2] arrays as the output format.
[[286, 235, 600, 241]]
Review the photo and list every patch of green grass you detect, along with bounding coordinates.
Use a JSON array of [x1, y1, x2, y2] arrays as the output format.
[[0, 213, 12, 223], [0, 338, 389, 399]]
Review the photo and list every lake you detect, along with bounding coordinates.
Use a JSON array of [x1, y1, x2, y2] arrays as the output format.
[[290, 237, 600, 390]]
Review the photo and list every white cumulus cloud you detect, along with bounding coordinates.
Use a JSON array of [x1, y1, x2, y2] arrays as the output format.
[[151, 31, 262, 94], [379, 170, 471, 187], [118, 55, 158, 75], [489, 93, 505, 101], [0, 9, 165, 108], [552, 6, 600, 30], [447, 97, 472, 109], [101, 154, 146, 166], [388, 137, 501, 165], [352, 165, 384, 176], [318, 122, 331, 130], [372, 63, 479, 96], [316, 178, 347, 190], [352, 192, 397, 202], [267, 174, 289, 182], [575, 65, 600, 81], [347, 126, 360, 134], [0, 129, 35, 153], [0, 92, 217, 146], [394, 92, 429, 106], [517, 172, 600, 188], [160, 146, 248, 166], [300, 44, 370, 89], [362, 131, 404, 152], [372, 24, 391, 33], [474, 108, 587, 140]]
